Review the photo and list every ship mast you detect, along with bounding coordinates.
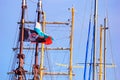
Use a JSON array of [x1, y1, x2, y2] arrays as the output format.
[[99, 25, 103, 80], [103, 18, 107, 80], [39, 1, 46, 80], [69, 7, 74, 80], [93, 0, 98, 80], [33, 0, 43, 80], [14, 0, 27, 80]]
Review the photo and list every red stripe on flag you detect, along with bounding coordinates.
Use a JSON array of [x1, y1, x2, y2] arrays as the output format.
[[43, 36, 52, 45]]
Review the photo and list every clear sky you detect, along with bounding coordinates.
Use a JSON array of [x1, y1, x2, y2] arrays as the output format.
[[0, 0, 120, 80]]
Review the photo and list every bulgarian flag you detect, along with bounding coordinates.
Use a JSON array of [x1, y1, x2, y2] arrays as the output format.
[[34, 22, 53, 45]]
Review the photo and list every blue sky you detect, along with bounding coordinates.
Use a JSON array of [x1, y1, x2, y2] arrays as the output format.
[[0, 0, 120, 80]]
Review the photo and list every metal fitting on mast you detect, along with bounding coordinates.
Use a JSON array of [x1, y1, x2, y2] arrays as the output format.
[[37, 0, 42, 13]]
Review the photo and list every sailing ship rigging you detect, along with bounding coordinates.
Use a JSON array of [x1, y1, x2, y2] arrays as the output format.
[[8, 0, 75, 80], [7, 0, 116, 80]]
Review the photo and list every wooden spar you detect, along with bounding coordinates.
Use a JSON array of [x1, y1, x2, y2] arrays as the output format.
[[69, 7, 74, 80], [99, 25, 103, 80], [93, 0, 98, 80], [17, 21, 70, 25], [39, 11, 46, 80], [13, 47, 70, 51], [8, 72, 75, 76]]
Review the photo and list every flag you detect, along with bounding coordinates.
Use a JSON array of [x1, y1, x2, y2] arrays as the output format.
[[43, 36, 53, 45], [34, 22, 53, 45], [19, 28, 45, 43], [34, 22, 45, 37]]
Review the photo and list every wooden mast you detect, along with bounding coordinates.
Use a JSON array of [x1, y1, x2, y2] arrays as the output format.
[[69, 7, 74, 80], [39, 11, 46, 80], [99, 25, 103, 80], [33, 0, 40, 80], [99, 18, 108, 80], [14, 0, 27, 80], [93, 0, 98, 80], [33, 0, 43, 80]]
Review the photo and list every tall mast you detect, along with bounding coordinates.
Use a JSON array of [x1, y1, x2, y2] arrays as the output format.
[[69, 7, 74, 80], [103, 18, 107, 80], [14, 0, 27, 80], [93, 0, 98, 80], [99, 25, 103, 80], [33, 0, 43, 80], [36, 0, 46, 80], [40, 11, 45, 80], [19, 0, 26, 67]]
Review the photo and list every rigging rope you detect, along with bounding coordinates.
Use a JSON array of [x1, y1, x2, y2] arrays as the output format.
[[9, 32, 20, 80], [28, 44, 35, 79], [45, 47, 54, 80], [108, 28, 117, 80], [78, 0, 88, 51]]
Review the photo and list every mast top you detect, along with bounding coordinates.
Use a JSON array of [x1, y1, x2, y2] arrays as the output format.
[[22, 0, 26, 6], [37, 0, 42, 12]]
